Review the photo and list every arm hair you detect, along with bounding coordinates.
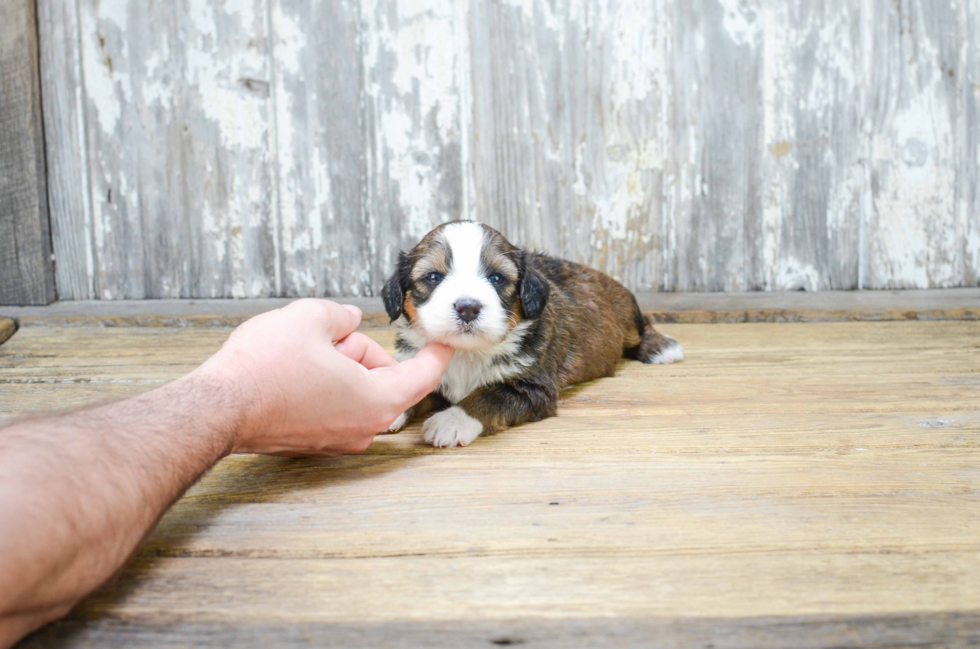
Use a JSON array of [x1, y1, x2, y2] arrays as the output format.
[[0, 368, 245, 647]]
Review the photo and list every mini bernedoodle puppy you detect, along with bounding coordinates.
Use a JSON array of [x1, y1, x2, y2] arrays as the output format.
[[381, 221, 683, 448]]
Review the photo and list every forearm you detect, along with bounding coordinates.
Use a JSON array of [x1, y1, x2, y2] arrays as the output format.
[[0, 364, 244, 647]]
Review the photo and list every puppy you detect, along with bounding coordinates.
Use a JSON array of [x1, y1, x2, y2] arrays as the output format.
[[381, 221, 683, 448]]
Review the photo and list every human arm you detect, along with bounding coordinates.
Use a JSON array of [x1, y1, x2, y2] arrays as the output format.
[[0, 299, 453, 647]]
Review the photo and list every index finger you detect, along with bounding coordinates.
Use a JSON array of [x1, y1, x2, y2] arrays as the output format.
[[334, 332, 398, 369], [370, 342, 454, 409], [282, 299, 363, 343]]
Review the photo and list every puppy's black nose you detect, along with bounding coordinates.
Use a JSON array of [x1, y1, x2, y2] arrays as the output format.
[[455, 298, 482, 323]]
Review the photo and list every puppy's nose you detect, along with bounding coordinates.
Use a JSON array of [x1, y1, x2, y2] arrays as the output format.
[[455, 298, 482, 323]]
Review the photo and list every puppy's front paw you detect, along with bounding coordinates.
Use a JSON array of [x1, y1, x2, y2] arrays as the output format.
[[422, 406, 483, 448], [382, 412, 408, 434]]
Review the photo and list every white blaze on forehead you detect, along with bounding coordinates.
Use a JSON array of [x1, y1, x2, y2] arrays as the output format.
[[442, 221, 486, 277], [414, 221, 511, 350]]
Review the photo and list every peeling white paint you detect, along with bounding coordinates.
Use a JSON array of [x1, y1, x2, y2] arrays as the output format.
[[595, 141, 662, 240], [774, 257, 821, 291], [309, 145, 328, 247], [761, 4, 791, 287], [870, 58, 958, 288], [80, 11, 127, 135], [363, 0, 462, 239], [268, 1, 295, 292], [47, 0, 979, 298], [187, 2, 217, 39], [141, 42, 173, 111], [606, 0, 658, 110], [718, 0, 760, 48], [273, 8, 305, 75], [287, 267, 317, 293], [200, 86, 266, 150], [455, 0, 474, 221]]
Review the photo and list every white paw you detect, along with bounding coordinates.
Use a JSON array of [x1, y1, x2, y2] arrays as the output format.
[[422, 406, 483, 448], [649, 336, 684, 364], [382, 412, 408, 434]]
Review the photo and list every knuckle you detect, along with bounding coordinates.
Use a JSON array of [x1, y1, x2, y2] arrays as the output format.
[[292, 298, 333, 321]]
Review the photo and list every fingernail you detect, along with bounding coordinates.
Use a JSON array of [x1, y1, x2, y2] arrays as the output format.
[[343, 304, 362, 317]]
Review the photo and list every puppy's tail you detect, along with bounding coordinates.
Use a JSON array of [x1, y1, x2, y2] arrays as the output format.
[[637, 319, 684, 365], [623, 297, 684, 364]]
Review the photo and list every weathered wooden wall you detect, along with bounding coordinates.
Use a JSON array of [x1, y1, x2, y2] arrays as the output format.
[[37, 0, 980, 299], [0, 0, 56, 305]]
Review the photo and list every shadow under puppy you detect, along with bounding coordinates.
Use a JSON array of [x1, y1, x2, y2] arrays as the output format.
[[381, 221, 683, 448]]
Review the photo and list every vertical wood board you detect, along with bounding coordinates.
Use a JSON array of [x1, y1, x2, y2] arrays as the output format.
[[271, 0, 368, 297], [0, 0, 56, 306], [37, 0, 95, 300], [760, 0, 864, 291], [863, 0, 963, 289], [665, 0, 764, 292], [360, 0, 466, 293], [961, 0, 980, 287]]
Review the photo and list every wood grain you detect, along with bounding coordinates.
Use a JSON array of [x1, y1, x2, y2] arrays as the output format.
[[468, 0, 669, 290], [760, 0, 863, 291], [3, 320, 980, 646], [667, 0, 763, 292], [20, 613, 980, 649], [36, 0, 94, 301], [0, 0, 56, 306], [961, 0, 980, 289], [37, 0, 980, 300], [863, 0, 965, 289], [271, 0, 370, 297], [360, 0, 466, 292]]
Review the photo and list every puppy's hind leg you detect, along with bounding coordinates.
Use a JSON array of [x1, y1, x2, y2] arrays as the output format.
[[638, 318, 684, 365]]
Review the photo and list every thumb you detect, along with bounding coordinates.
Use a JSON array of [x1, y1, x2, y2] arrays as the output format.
[[373, 342, 454, 408]]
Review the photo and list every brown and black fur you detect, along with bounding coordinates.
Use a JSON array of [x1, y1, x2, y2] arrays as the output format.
[[383, 222, 680, 437]]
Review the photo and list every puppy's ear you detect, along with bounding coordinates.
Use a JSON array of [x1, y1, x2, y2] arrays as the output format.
[[518, 252, 549, 320], [381, 252, 411, 323]]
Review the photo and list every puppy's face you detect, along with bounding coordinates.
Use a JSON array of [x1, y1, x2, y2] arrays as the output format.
[[382, 222, 548, 350]]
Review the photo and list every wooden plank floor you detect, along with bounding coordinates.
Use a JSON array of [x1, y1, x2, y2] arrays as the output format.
[[3, 320, 980, 647]]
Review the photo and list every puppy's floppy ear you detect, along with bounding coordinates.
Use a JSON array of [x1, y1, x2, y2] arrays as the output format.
[[381, 251, 411, 323], [518, 252, 549, 320]]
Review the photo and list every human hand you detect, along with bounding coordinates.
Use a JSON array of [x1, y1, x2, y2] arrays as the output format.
[[196, 299, 453, 456]]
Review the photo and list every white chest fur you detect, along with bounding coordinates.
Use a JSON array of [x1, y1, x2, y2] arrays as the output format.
[[397, 322, 534, 403]]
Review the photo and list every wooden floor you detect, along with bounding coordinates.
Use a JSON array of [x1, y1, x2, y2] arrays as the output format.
[[3, 319, 980, 647]]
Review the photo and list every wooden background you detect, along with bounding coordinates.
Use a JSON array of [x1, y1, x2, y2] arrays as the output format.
[[37, 0, 980, 300], [0, 0, 56, 305]]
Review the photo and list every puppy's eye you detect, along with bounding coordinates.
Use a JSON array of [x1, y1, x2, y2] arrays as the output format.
[[425, 272, 444, 284], [488, 273, 504, 285]]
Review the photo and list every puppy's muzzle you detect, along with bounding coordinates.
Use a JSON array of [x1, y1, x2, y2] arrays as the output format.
[[454, 298, 482, 324]]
